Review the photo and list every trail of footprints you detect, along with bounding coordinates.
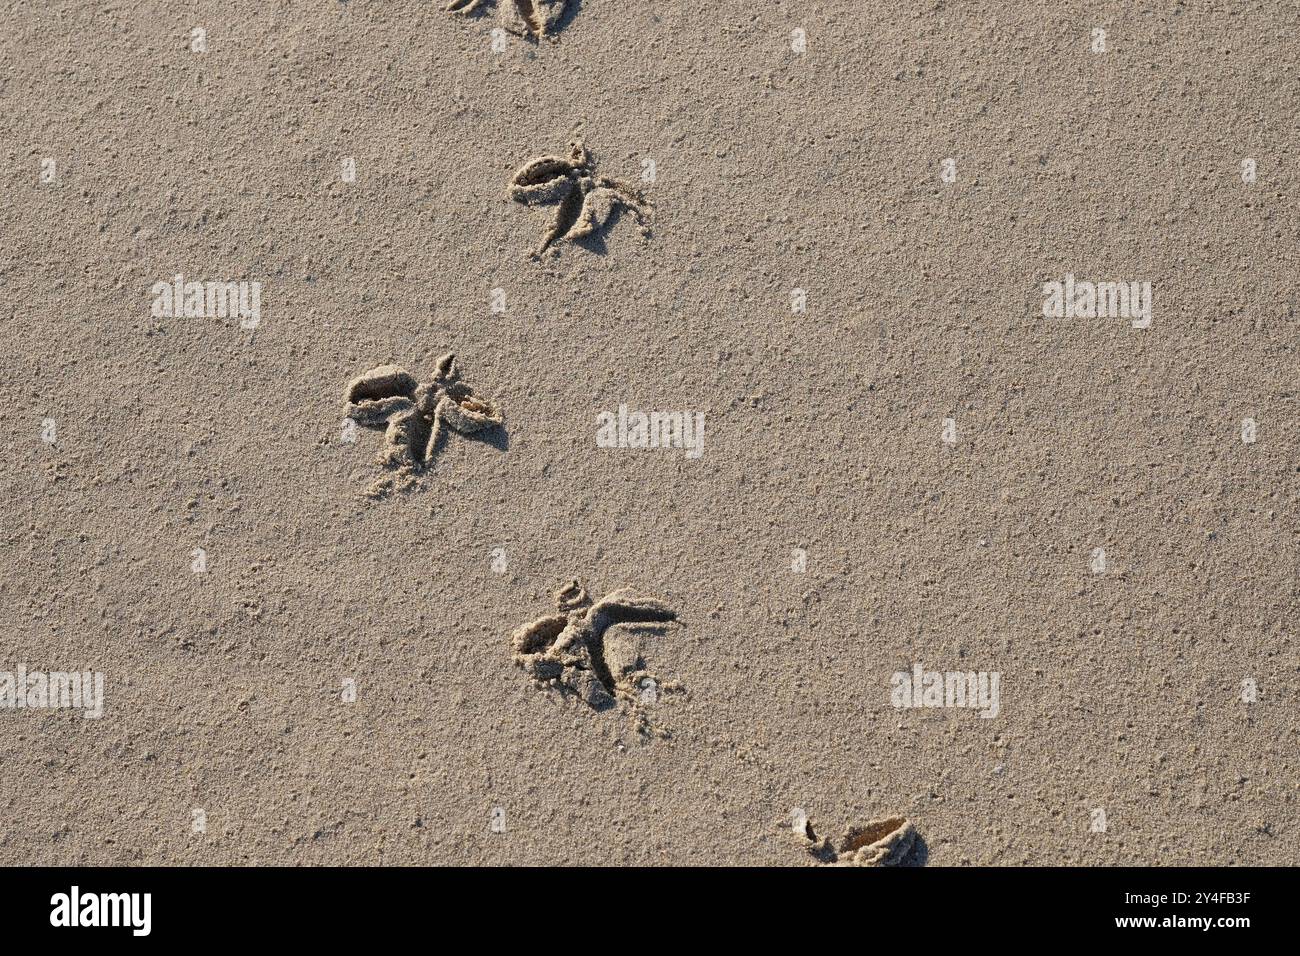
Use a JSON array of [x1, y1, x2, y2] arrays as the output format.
[[338, 357, 920, 852], [336, 40, 909, 851]]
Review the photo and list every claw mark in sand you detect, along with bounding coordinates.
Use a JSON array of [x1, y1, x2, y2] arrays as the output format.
[[512, 581, 683, 736], [508, 140, 651, 258], [446, 0, 570, 41], [344, 354, 503, 498], [789, 812, 919, 866]]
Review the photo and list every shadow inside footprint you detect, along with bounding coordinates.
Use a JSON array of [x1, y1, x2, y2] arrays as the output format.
[[899, 833, 928, 867], [464, 425, 509, 452], [550, 0, 583, 36], [570, 201, 646, 257], [571, 228, 609, 256]]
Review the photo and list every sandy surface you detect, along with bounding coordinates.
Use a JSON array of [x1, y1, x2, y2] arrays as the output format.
[[1, 0, 1297, 865]]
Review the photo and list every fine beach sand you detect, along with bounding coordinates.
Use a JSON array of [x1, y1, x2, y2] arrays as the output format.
[[1, 0, 1297, 865]]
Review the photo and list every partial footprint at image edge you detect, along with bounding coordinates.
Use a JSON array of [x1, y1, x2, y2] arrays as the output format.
[[788, 811, 922, 867], [446, 0, 571, 41]]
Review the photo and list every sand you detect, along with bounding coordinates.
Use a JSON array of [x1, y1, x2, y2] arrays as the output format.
[[1, 0, 1296, 865]]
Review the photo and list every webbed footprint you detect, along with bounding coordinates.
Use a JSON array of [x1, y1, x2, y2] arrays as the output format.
[[788, 810, 920, 866], [507, 140, 651, 257], [344, 354, 503, 498], [446, 0, 570, 41], [511, 581, 683, 735]]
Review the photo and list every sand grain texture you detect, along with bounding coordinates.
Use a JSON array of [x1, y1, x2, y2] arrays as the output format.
[[1, 1, 1297, 865]]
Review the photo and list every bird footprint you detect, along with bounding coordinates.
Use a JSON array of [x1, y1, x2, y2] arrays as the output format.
[[789, 811, 919, 866], [446, 0, 570, 41], [512, 581, 682, 734], [344, 353, 503, 497], [508, 140, 651, 257]]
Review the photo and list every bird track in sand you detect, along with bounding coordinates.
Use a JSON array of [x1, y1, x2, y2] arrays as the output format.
[[789, 811, 920, 866], [512, 581, 683, 736], [343, 353, 503, 498], [508, 140, 651, 257], [446, 0, 571, 41]]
